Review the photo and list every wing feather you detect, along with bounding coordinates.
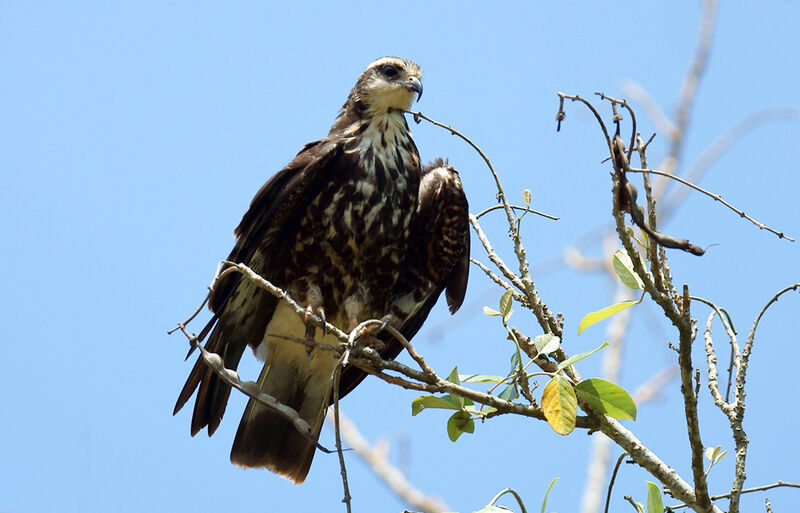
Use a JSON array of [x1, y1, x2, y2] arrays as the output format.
[[174, 139, 347, 435]]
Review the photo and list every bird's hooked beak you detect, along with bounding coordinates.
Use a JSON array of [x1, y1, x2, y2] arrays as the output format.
[[402, 76, 423, 101]]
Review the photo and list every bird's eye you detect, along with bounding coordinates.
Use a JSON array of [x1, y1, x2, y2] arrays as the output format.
[[381, 64, 399, 77]]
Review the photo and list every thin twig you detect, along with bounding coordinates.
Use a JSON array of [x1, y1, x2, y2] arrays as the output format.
[[627, 167, 794, 241], [604, 453, 629, 513], [332, 360, 352, 513], [384, 325, 436, 376], [729, 283, 800, 510], [663, 107, 800, 219], [469, 214, 527, 293], [595, 92, 637, 162], [691, 296, 738, 415], [595, 415, 722, 513], [412, 109, 563, 338], [487, 488, 529, 513], [701, 311, 730, 412], [667, 481, 800, 509], [475, 204, 559, 221], [470, 258, 530, 307], [623, 495, 641, 512]]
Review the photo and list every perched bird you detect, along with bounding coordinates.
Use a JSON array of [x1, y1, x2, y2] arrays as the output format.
[[174, 57, 469, 484]]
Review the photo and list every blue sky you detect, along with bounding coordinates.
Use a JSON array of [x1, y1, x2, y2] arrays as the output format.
[[2, 2, 799, 512]]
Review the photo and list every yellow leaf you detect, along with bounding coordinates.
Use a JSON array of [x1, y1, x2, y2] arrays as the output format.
[[578, 300, 639, 334], [541, 376, 577, 435]]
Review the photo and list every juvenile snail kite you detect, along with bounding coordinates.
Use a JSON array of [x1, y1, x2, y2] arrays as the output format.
[[174, 56, 470, 484]]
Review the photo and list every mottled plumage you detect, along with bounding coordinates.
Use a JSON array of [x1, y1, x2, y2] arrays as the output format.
[[174, 57, 469, 484], [338, 159, 470, 397]]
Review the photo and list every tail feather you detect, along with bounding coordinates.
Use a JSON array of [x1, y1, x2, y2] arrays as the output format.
[[174, 316, 221, 417], [230, 344, 335, 484], [173, 319, 247, 436]]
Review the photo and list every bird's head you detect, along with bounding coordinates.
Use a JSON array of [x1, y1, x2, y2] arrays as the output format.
[[350, 56, 423, 115]]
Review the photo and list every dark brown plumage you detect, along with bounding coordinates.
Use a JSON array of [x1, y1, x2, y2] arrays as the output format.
[[173, 57, 469, 484], [338, 158, 470, 397]]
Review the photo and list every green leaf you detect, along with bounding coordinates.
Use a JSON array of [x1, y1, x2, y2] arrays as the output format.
[[534, 334, 561, 355], [411, 395, 461, 416], [646, 482, 664, 513], [460, 374, 506, 383], [541, 376, 577, 435], [575, 378, 637, 420], [522, 188, 532, 207], [446, 367, 465, 408], [498, 383, 519, 401], [556, 341, 610, 372], [578, 300, 638, 334], [613, 249, 644, 290], [704, 445, 728, 476], [447, 366, 461, 385], [632, 502, 645, 513], [499, 289, 513, 318], [447, 410, 474, 442], [510, 351, 521, 373], [483, 306, 501, 316], [705, 445, 727, 463], [541, 477, 559, 513], [627, 226, 647, 248]]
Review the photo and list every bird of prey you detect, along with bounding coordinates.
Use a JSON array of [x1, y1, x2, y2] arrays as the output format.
[[174, 56, 470, 484]]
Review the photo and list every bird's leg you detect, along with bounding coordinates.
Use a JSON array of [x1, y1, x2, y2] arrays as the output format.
[[303, 305, 328, 358], [302, 285, 327, 357], [304, 305, 316, 341]]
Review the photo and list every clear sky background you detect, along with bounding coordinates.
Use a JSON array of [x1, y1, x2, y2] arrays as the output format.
[[2, 2, 799, 512]]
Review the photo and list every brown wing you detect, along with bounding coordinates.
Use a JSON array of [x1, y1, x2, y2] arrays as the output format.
[[173, 138, 347, 436], [338, 158, 470, 397]]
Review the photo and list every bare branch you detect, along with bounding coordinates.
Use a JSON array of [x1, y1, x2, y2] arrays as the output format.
[[469, 214, 526, 292], [702, 311, 730, 412], [729, 283, 800, 511], [474, 204, 559, 221], [487, 488, 529, 513], [595, 415, 722, 513], [743, 283, 800, 364], [332, 361, 352, 513], [676, 286, 713, 513], [413, 109, 564, 338], [668, 481, 800, 510], [627, 167, 794, 242], [663, 107, 800, 218], [172, 324, 332, 453], [470, 257, 530, 306], [603, 453, 629, 513]]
